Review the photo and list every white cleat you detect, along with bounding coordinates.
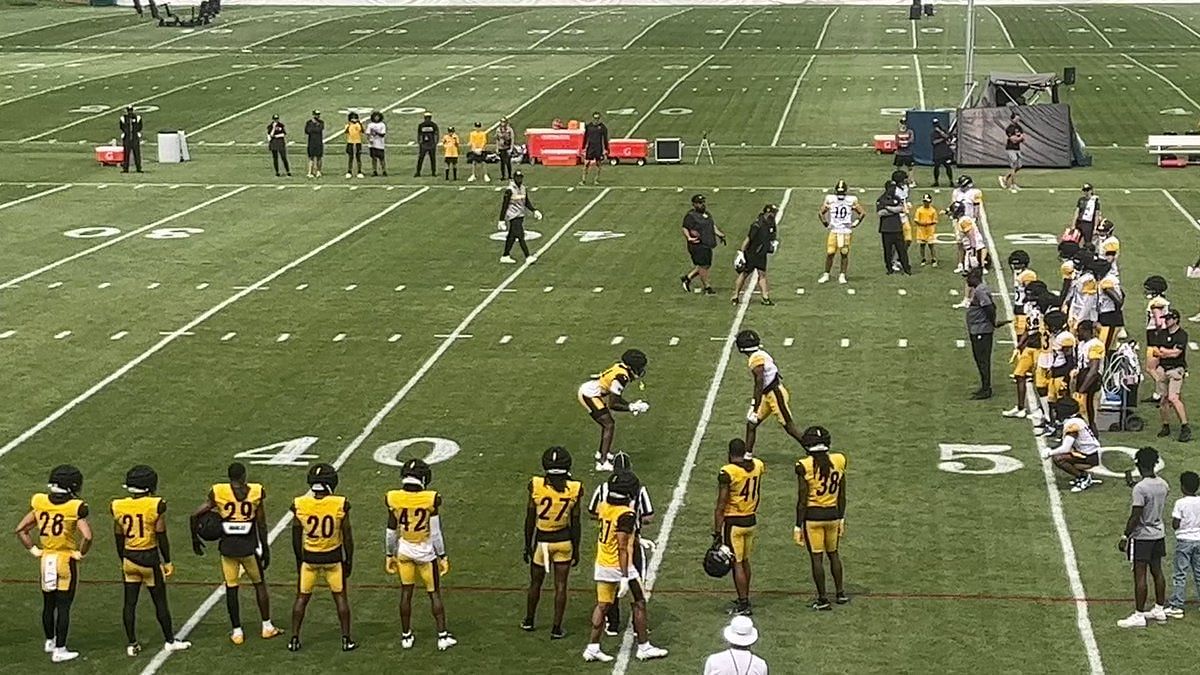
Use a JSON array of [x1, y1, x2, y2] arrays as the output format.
[[315, 171, 322, 178], [1001, 407, 1027, 419], [467, 174, 476, 182], [484, 174, 491, 183], [401, 631, 415, 649], [997, 175, 1007, 189], [356, 173, 365, 179], [527, 255, 538, 264], [1164, 607, 1185, 619], [1146, 605, 1168, 622], [437, 633, 457, 651], [636, 643, 669, 661], [44, 640, 54, 654], [164, 640, 191, 652], [499, 255, 518, 264], [51, 648, 79, 663], [126, 642, 142, 657], [1189, 313, 1200, 323], [344, 172, 352, 179], [838, 273, 847, 285], [817, 273, 830, 284], [1070, 475, 1102, 493], [596, 461, 614, 473], [583, 646, 614, 663], [1117, 611, 1147, 628], [953, 264, 964, 274], [1188, 266, 1200, 280], [306, 173, 314, 179], [892, 261, 901, 272]]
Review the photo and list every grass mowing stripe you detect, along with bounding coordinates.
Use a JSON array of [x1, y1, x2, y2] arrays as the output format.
[[0, 187, 430, 463], [622, 7, 694, 50], [814, 6, 838, 50], [720, 6, 767, 50], [487, 55, 614, 133], [0, 185, 250, 289], [530, 8, 622, 49], [977, 204, 1105, 675], [771, 54, 816, 147], [191, 55, 410, 137], [138, 187, 612, 675], [147, 9, 319, 48], [433, 9, 534, 49], [0, 13, 109, 40], [1059, 5, 1114, 48], [1162, 188, 1200, 233], [56, 17, 152, 47], [611, 187, 793, 675], [984, 6, 1017, 49], [626, 54, 714, 137], [0, 54, 220, 108], [0, 183, 71, 213], [1121, 53, 1200, 112], [240, 7, 401, 50], [1141, 6, 1200, 41], [336, 12, 432, 49]]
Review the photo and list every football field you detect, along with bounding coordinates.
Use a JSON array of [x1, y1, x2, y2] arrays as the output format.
[[3, 2, 1200, 673]]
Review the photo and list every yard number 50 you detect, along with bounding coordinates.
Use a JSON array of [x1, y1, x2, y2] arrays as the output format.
[[937, 444, 1024, 475]]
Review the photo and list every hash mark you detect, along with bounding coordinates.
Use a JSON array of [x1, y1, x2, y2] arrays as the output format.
[[846, 288, 856, 295], [388, 333, 402, 342], [296, 283, 308, 290], [669, 336, 679, 346], [0, 330, 15, 339], [593, 286, 604, 293], [48, 281, 63, 289], [499, 334, 513, 344], [147, 282, 161, 289], [394, 285, 406, 292], [955, 339, 965, 348], [54, 331, 71, 339], [443, 285, 454, 291], [1190, 342, 1199, 351], [220, 332, 236, 341], [783, 337, 795, 347], [543, 286, 554, 292], [898, 289, 908, 296], [344, 284, 357, 291], [110, 331, 128, 341], [795, 288, 805, 295], [196, 283, 209, 290], [643, 286, 652, 293], [898, 338, 908, 348], [276, 333, 291, 343], [556, 335, 568, 344], [611, 336, 624, 345], [333, 333, 347, 342], [840, 338, 850, 348], [97, 282, 111, 289]]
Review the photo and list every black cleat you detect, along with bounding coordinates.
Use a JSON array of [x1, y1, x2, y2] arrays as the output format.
[[550, 626, 566, 640], [811, 598, 833, 611], [680, 275, 691, 292], [341, 636, 357, 652], [1180, 425, 1193, 443], [703, 287, 717, 296], [836, 592, 850, 605], [287, 636, 301, 652], [1158, 425, 1172, 438], [520, 618, 535, 632], [760, 298, 774, 306]]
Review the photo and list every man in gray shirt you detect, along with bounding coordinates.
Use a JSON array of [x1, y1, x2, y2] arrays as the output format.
[[965, 268, 999, 400], [1119, 446, 1170, 628]]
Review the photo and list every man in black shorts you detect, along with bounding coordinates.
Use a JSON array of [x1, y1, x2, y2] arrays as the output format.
[[680, 194, 726, 296], [894, 117, 915, 185], [931, 117, 954, 187], [1069, 183, 1102, 246], [1118, 447, 1170, 628], [581, 112, 609, 186], [304, 110, 324, 179], [731, 204, 779, 306]]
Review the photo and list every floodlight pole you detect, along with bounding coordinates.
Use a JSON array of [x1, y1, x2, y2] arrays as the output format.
[[963, 0, 976, 105]]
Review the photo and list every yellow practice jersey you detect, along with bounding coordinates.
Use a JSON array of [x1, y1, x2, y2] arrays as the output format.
[[529, 476, 581, 534], [913, 205, 939, 227], [212, 482, 263, 524], [442, 133, 460, 157], [111, 496, 164, 552], [345, 122, 364, 144], [292, 494, 348, 558], [386, 489, 440, 544], [588, 362, 634, 397], [594, 501, 636, 568], [30, 493, 87, 553], [719, 459, 764, 518], [747, 349, 781, 391], [1077, 337, 1105, 368], [468, 129, 488, 152], [797, 453, 847, 514]]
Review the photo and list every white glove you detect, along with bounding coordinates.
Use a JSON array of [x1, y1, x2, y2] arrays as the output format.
[[640, 537, 657, 552], [746, 406, 759, 424], [29, 546, 42, 558], [533, 210, 543, 221], [618, 578, 630, 598], [1039, 447, 1053, 460], [770, 239, 779, 254], [629, 400, 650, 415], [734, 250, 746, 269], [719, 545, 733, 558], [497, 220, 506, 231]]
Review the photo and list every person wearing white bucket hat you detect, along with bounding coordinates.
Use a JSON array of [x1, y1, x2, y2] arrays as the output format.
[[703, 616, 767, 675]]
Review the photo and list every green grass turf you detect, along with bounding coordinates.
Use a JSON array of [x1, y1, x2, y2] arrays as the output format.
[[3, 3, 1200, 674]]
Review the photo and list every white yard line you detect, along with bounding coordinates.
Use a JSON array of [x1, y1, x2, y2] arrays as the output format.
[[623, 7, 693, 50], [911, 23, 926, 109], [1018, 54, 1038, 75], [0, 184, 71, 214], [433, 10, 532, 50], [771, 54, 816, 147], [0, 55, 219, 109], [139, 187, 612, 675], [1163, 189, 1200, 233], [530, 9, 620, 50], [150, 8, 333, 48], [239, 7, 398, 50], [1141, 6, 1200, 41], [1122, 54, 1200, 111], [0, 53, 110, 77], [720, 7, 767, 50], [627, 54, 714, 137], [191, 55, 408, 137], [984, 6, 1016, 49], [0, 14, 108, 40], [57, 17, 154, 47], [0, 187, 249, 289], [813, 6, 838, 50], [336, 12, 431, 50], [1060, 5, 1114, 48], [610, 188, 791, 675], [0, 187, 430, 464], [976, 204, 1104, 675], [323, 55, 512, 142], [487, 56, 613, 132]]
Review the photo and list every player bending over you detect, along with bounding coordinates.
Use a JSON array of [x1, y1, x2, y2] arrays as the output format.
[[578, 350, 649, 472]]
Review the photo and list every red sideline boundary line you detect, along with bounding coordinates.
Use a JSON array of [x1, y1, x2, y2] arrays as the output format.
[[0, 578, 1133, 604]]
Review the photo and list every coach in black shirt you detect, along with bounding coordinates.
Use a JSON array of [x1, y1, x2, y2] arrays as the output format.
[[877, 182, 910, 275], [581, 112, 609, 186], [1002, 113, 1025, 191], [119, 106, 143, 173], [1155, 309, 1192, 442], [680, 194, 725, 296], [415, 111, 439, 177]]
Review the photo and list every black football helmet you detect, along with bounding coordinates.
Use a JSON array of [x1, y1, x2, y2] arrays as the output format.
[[541, 446, 572, 476], [48, 465, 83, 496], [801, 426, 832, 452], [123, 465, 158, 494], [735, 329, 761, 354], [1144, 275, 1168, 297], [834, 180, 848, 195], [606, 471, 640, 504], [956, 175, 973, 189], [1096, 218, 1115, 237], [1007, 250, 1030, 270], [1044, 309, 1068, 332], [621, 349, 648, 379], [307, 463, 339, 492], [703, 543, 733, 578], [1057, 240, 1080, 260], [948, 201, 967, 219], [1055, 397, 1081, 419], [401, 458, 432, 488], [195, 511, 223, 542], [891, 170, 908, 185]]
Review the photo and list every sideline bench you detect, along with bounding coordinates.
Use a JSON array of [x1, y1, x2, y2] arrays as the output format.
[[1146, 134, 1200, 167]]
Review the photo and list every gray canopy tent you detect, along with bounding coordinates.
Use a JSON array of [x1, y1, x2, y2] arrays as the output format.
[[956, 73, 1091, 168]]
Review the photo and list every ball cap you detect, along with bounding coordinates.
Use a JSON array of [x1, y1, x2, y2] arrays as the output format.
[[922, 193, 933, 202], [691, 193, 706, 204], [312, 110, 320, 116], [723, 616, 759, 647], [1082, 183, 1093, 191], [423, 111, 433, 117]]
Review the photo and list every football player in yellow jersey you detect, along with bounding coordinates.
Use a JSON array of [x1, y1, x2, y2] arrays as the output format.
[[111, 466, 192, 657], [1072, 320, 1106, 427], [523, 447, 582, 638], [714, 438, 764, 617], [793, 426, 848, 610], [736, 330, 805, 453], [288, 463, 356, 653], [1004, 251, 1040, 419], [583, 472, 667, 663], [913, 193, 940, 267], [385, 458, 456, 651], [189, 462, 280, 645], [578, 349, 649, 472], [1096, 218, 1119, 275], [14, 465, 92, 663], [1094, 259, 1124, 353]]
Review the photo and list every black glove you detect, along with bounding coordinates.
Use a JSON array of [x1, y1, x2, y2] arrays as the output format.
[[570, 551, 579, 568], [260, 550, 271, 571], [523, 547, 531, 564], [343, 559, 353, 580], [191, 538, 205, 556], [718, 234, 727, 246]]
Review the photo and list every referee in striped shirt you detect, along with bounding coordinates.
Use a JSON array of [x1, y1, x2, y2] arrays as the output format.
[[589, 452, 654, 636]]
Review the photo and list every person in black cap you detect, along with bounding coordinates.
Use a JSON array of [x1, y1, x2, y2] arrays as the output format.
[[876, 181, 910, 275], [415, 111, 439, 177], [680, 194, 726, 296], [119, 106, 143, 174], [731, 204, 778, 306], [266, 114, 290, 177], [1068, 183, 1101, 246], [931, 117, 954, 187], [304, 110, 324, 179]]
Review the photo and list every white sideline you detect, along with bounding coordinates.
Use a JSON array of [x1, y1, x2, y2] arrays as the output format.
[[530, 8, 621, 49], [487, 56, 614, 131], [0, 184, 72, 214], [622, 7, 693, 50], [813, 5, 838, 50], [626, 54, 714, 137], [0, 55, 219, 109], [976, 204, 1104, 675], [1060, 5, 1114, 48], [0, 187, 430, 464], [911, 22, 926, 110], [720, 6, 767, 50], [433, 10, 533, 49], [984, 6, 1016, 49], [0, 186, 250, 290], [1121, 54, 1200, 112], [138, 187, 613, 675], [771, 54, 816, 147], [1163, 189, 1200, 233], [610, 187, 792, 675], [1141, 6, 1200, 41]]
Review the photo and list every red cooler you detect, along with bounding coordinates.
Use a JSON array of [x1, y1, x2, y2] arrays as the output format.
[[525, 128, 583, 164], [608, 138, 648, 166]]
